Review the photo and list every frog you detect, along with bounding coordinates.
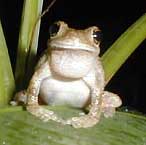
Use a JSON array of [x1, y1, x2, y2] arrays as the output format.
[[13, 21, 122, 128]]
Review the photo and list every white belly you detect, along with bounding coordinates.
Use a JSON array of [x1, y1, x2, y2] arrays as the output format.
[[39, 77, 90, 108]]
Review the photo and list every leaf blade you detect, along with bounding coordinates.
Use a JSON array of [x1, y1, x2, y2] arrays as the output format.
[[102, 14, 146, 83], [0, 107, 146, 145], [0, 21, 15, 106]]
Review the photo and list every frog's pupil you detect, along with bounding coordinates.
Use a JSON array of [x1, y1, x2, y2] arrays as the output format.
[[49, 23, 60, 37], [93, 30, 102, 44]]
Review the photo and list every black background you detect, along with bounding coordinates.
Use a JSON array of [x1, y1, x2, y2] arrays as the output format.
[[1, 0, 146, 113]]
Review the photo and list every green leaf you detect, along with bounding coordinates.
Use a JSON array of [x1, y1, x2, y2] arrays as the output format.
[[0, 106, 146, 145], [102, 14, 146, 83], [0, 21, 15, 106], [1, 0, 146, 143], [15, 0, 43, 90]]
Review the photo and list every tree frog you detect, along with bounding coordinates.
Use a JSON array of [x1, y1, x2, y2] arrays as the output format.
[[13, 21, 122, 128]]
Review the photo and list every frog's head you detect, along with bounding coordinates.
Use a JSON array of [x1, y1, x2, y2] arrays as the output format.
[[48, 21, 102, 55]]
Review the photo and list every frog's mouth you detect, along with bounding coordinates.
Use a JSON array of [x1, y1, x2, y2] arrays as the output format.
[[49, 42, 97, 52], [51, 47, 93, 53]]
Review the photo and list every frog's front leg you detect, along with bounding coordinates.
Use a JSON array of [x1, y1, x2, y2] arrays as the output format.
[[66, 87, 103, 128], [67, 84, 122, 128], [67, 59, 105, 128], [26, 62, 65, 124]]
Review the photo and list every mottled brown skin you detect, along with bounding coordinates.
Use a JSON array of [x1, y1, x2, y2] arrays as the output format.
[[13, 21, 122, 128]]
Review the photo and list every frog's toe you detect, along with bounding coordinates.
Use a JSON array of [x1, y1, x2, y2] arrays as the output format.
[[103, 107, 115, 118], [27, 105, 65, 124], [67, 115, 99, 128]]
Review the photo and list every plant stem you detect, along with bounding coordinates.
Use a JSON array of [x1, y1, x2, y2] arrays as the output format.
[[15, 0, 43, 90]]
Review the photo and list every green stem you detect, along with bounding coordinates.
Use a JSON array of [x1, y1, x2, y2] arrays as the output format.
[[15, 0, 43, 90]]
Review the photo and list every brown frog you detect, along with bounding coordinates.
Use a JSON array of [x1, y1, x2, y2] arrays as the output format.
[[13, 21, 122, 128]]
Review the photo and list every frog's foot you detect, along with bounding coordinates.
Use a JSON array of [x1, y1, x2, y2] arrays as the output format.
[[10, 90, 27, 106], [66, 115, 100, 128], [102, 107, 115, 118], [102, 91, 122, 118], [27, 105, 65, 124]]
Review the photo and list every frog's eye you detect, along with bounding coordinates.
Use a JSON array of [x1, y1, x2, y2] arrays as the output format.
[[49, 22, 60, 37], [92, 30, 102, 44]]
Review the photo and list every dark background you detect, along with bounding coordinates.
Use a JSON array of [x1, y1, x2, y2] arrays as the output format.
[[1, 0, 146, 113]]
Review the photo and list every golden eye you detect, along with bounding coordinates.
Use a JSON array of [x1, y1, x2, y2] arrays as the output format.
[[92, 30, 102, 44], [49, 22, 60, 37]]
